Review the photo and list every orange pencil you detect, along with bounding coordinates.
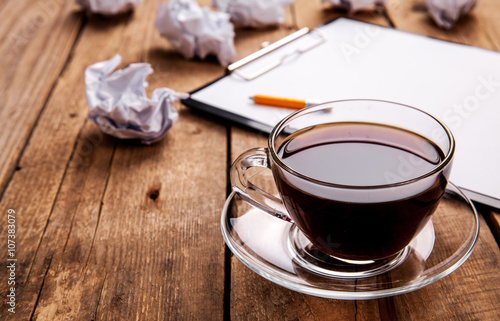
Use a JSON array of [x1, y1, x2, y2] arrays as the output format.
[[250, 95, 322, 109]]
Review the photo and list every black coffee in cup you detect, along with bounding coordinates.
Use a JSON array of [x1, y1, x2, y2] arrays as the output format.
[[273, 122, 448, 261]]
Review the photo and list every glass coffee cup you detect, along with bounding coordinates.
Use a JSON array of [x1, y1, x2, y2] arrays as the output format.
[[230, 100, 455, 277]]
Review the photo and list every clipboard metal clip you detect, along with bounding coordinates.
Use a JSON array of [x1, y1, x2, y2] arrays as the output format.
[[227, 27, 328, 81]]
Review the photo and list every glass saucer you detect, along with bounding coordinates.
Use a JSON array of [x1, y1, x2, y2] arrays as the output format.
[[221, 181, 479, 300]]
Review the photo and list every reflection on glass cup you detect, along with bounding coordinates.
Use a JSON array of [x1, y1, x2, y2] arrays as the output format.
[[230, 100, 454, 270]]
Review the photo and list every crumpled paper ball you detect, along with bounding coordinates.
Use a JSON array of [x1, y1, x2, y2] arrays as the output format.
[[76, 0, 142, 15], [426, 0, 477, 29], [212, 0, 294, 28], [155, 0, 236, 66], [85, 54, 188, 145], [322, 0, 388, 13]]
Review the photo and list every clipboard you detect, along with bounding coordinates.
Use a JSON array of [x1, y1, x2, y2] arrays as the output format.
[[182, 18, 500, 209]]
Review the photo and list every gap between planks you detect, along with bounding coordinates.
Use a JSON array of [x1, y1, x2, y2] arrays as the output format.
[[82, 140, 118, 276]]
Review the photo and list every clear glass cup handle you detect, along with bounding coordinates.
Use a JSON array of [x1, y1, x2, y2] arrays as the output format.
[[230, 147, 292, 222]]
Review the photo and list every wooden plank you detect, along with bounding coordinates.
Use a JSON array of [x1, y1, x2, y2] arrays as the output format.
[[228, 1, 392, 319], [385, 0, 500, 50], [0, 0, 83, 196], [0, 8, 140, 320], [390, 201, 500, 320], [28, 0, 228, 320], [484, 209, 500, 244], [87, 3, 229, 316], [296, 0, 389, 29], [89, 113, 226, 320], [0, 0, 10, 15], [0, 0, 221, 319], [23, 123, 115, 319]]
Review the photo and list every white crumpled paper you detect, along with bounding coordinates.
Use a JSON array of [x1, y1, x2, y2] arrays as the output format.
[[85, 54, 188, 145], [322, 0, 388, 13], [426, 0, 476, 29], [155, 0, 236, 66], [212, 0, 293, 28], [76, 0, 142, 15]]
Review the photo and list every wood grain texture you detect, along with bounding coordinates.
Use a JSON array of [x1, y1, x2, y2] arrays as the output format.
[[0, 6, 141, 320], [85, 2, 230, 316], [25, 123, 116, 320], [385, 0, 500, 270], [88, 109, 227, 320], [484, 209, 500, 245], [296, 0, 388, 29], [1, 0, 226, 319], [41, 1, 227, 320], [390, 208, 500, 320], [0, 0, 83, 197], [385, 0, 500, 50]]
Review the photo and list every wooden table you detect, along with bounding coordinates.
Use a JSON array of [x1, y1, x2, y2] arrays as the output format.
[[1, 0, 499, 319]]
